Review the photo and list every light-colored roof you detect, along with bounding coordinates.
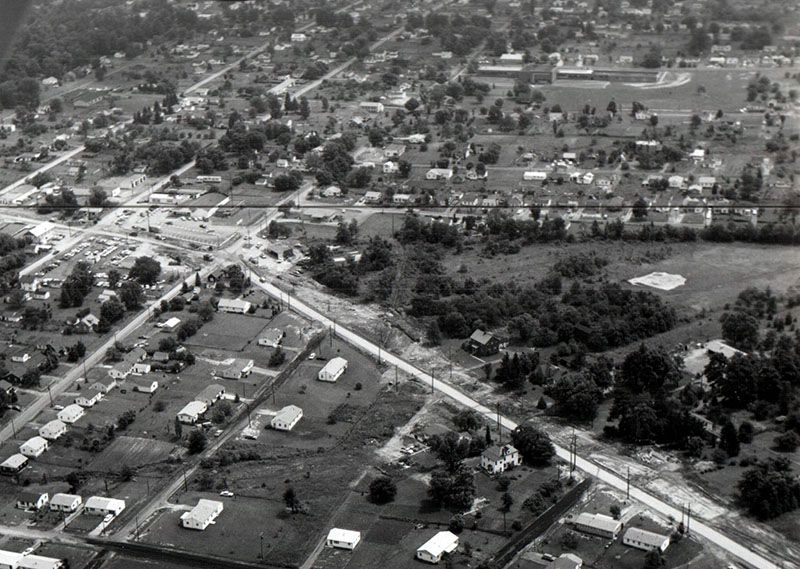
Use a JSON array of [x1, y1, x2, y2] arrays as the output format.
[[59, 403, 84, 417], [50, 493, 81, 506], [21, 436, 48, 451], [195, 384, 225, 403], [16, 553, 63, 569], [40, 419, 66, 433], [85, 496, 125, 511], [178, 400, 207, 417], [0, 550, 22, 567], [418, 531, 459, 557], [623, 527, 669, 547], [576, 513, 621, 533], [218, 298, 251, 310], [27, 221, 55, 238], [182, 499, 223, 523], [469, 329, 494, 345], [1, 454, 28, 468], [327, 528, 361, 543], [320, 357, 347, 376], [482, 444, 518, 461], [273, 405, 303, 423], [164, 316, 182, 328]]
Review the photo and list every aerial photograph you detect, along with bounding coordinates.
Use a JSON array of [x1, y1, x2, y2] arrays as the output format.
[[0, 0, 797, 568]]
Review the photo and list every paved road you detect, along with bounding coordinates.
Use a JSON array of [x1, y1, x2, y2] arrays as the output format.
[[250, 280, 785, 569], [0, 146, 86, 198]]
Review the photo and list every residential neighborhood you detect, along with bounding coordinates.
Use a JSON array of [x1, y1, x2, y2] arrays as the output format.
[[0, 0, 796, 568]]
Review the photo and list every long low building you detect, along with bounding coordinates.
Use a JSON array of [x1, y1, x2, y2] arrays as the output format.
[[84, 496, 126, 516], [181, 499, 223, 530], [318, 357, 348, 383], [0, 550, 64, 569], [622, 527, 670, 552], [573, 512, 622, 539]]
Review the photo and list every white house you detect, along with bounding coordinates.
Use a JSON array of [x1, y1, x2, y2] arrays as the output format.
[[383, 161, 399, 174], [480, 444, 522, 474], [177, 401, 208, 424], [622, 527, 670, 552], [258, 329, 284, 348], [39, 420, 67, 441], [363, 190, 383, 203], [75, 391, 104, 408], [318, 357, 348, 382], [668, 175, 684, 189], [93, 376, 119, 391], [359, 101, 384, 113], [574, 513, 622, 539], [426, 168, 453, 180], [271, 405, 303, 431], [19, 437, 49, 458], [0, 454, 28, 475], [698, 176, 716, 189], [217, 298, 252, 314], [0, 550, 21, 569], [547, 553, 583, 569], [84, 496, 126, 516], [49, 493, 82, 513], [16, 491, 49, 511], [181, 499, 223, 530], [523, 171, 548, 181], [163, 316, 182, 331], [20, 275, 40, 293], [416, 531, 459, 564], [322, 185, 343, 198], [392, 193, 412, 204], [326, 528, 361, 550], [132, 379, 159, 393], [384, 143, 406, 158], [58, 403, 85, 425]]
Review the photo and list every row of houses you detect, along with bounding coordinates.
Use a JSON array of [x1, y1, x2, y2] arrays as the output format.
[[177, 383, 226, 424], [573, 512, 670, 552], [324, 528, 458, 564], [14, 491, 125, 516]]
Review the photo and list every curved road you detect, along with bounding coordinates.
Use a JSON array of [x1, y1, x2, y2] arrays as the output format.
[[253, 280, 785, 569]]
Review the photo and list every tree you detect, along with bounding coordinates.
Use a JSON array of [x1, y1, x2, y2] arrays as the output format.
[[427, 464, 475, 511], [118, 281, 144, 310], [89, 187, 108, 207], [283, 486, 300, 513], [721, 312, 759, 351], [511, 425, 555, 466], [544, 375, 602, 422], [187, 430, 206, 454], [298, 96, 310, 120], [20, 368, 41, 388], [500, 492, 513, 532], [737, 458, 800, 519], [174, 416, 183, 438], [368, 476, 397, 504], [453, 410, 482, 432], [269, 348, 286, 367], [774, 431, 800, 453], [100, 298, 125, 325], [129, 256, 161, 285], [738, 421, 755, 444], [720, 420, 740, 457], [632, 198, 649, 219], [6, 289, 26, 309], [643, 548, 666, 569]]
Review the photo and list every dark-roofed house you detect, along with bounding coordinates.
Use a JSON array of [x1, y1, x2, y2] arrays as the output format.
[[16, 490, 49, 511], [462, 329, 503, 357]]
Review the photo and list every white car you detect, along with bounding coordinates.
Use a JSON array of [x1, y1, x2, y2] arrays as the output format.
[[308, 352, 316, 360], [220, 490, 234, 497]]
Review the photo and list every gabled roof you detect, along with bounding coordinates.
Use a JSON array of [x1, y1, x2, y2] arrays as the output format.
[[469, 329, 495, 345]]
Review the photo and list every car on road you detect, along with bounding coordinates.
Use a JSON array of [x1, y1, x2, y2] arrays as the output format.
[[308, 352, 316, 360], [219, 490, 234, 497]]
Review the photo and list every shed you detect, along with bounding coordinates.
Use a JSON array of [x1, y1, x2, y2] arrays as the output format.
[[416, 531, 459, 564], [326, 528, 361, 550]]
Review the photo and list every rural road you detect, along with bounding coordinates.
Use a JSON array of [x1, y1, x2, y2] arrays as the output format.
[[251, 279, 787, 569]]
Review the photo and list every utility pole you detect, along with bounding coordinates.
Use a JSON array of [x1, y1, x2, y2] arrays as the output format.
[[246, 403, 251, 427], [182, 465, 188, 492], [259, 532, 264, 560], [47, 385, 53, 407], [626, 466, 630, 500], [686, 504, 691, 537], [449, 346, 453, 380], [496, 402, 502, 444], [430, 369, 434, 394], [395, 365, 398, 393], [11, 417, 16, 438]]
